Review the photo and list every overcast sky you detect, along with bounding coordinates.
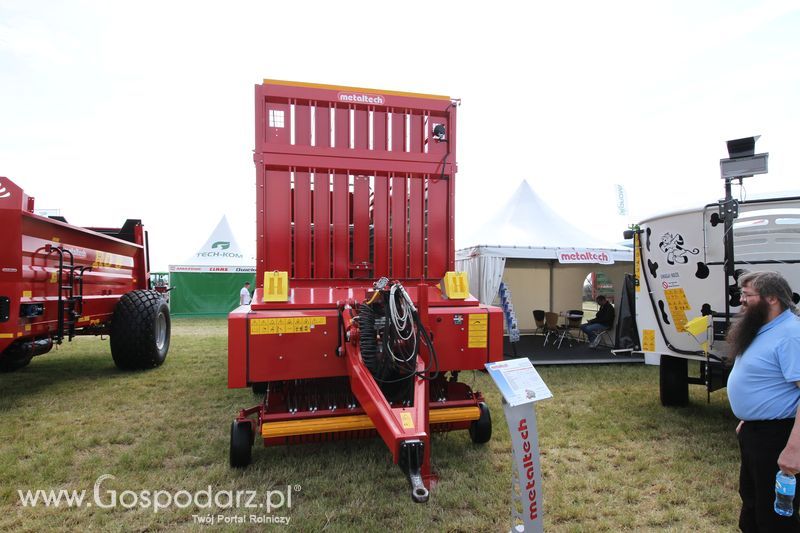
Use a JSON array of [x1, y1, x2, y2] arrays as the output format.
[[2, 0, 799, 271]]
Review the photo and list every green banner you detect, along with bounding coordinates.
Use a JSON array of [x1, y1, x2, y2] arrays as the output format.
[[169, 272, 256, 316]]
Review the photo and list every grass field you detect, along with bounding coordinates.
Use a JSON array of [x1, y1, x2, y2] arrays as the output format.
[[0, 317, 741, 531]]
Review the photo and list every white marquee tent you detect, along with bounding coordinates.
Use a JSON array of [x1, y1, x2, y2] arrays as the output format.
[[456, 180, 633, 330], [168, 216, 256, 315]]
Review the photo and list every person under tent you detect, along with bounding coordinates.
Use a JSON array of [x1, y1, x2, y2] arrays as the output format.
[[581, 295, 614, 347]]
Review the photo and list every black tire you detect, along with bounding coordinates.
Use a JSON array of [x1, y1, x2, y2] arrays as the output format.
[[230, 420, 253, 468], [110, 290, 170, 370], [0, 354, 32, 373], [469, 402, 492, 444], [660, 354, 689, 406]]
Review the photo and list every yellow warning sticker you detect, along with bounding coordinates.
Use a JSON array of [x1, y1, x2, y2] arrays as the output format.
[[22, 290, 32, 298], [468, 315, 488, 348], [0, 333, 14, 339], [92, 251, 132, 269], [400, 412, 414, 429], [250, 316, 326, 335], [642, 329, 656, 351], [664, 288, 691, 332], [634, 233, 641, 292]]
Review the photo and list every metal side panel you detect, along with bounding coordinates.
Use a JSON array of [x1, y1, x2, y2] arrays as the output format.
[[246, 309, 343, 382]]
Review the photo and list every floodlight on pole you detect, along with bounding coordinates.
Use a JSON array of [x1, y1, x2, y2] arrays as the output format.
[[720, 135, 768, 179]]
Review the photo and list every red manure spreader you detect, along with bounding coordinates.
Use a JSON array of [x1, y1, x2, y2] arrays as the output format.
[[0, 177, 170, 372], [228, 80, 503, 502]]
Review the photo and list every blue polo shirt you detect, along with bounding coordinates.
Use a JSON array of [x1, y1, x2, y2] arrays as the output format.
[[727, 309, 800, 421]]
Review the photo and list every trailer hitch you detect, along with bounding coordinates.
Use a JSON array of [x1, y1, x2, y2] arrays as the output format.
[[399, 439, 429, 503]]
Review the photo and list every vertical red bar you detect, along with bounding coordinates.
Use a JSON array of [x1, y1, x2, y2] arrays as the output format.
[[408, 176, 424, 278], [313, 171, 331, 278], [332, 172, 349, 278], [426, 176, 448, 279], [373, 110, 387, 152], [294, 102, 311, 147], [335, 107, 349, 149], [353, 108, 368, 150], [293, 171, 311, 278], [352, 175, 370, 278], [255, 162, 266, 285], [409, 113, 423, 154], [264, 169, 292, 272], [390, 110, 404, 152], [446, 106, 457, 271], [255, 85, 265, 153], [373, 174, 389, 277], [390, 175, 407, 278], [315, 103, 331, 147]]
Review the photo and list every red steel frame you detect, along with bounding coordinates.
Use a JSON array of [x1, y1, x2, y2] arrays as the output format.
[[0, 176, 148, 359], [228, 80, 503, 495]]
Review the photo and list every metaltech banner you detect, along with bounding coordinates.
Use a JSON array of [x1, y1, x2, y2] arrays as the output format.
[[556, 249, 614, 265]]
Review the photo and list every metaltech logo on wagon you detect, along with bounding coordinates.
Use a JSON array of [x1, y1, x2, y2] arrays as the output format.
[[337, 92, 385, 105]]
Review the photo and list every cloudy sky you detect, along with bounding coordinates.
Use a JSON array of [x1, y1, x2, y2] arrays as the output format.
[[2, 0, 799, 271]]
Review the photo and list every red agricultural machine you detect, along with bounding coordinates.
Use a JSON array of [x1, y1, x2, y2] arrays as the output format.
[[0, 177, 170, 372], [228, 80, 503, 502]]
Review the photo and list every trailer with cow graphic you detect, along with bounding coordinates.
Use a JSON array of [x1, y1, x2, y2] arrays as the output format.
[[627, 194, 800, 405]]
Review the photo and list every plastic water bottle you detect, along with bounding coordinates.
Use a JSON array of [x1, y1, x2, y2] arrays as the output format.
[[775, 471, 796, 516]]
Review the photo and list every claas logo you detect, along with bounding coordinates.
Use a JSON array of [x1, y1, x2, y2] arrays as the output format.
[[212, 241, 230, 250]]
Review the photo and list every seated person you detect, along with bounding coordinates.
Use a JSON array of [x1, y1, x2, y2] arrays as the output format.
[[581, 295, 615, 347]]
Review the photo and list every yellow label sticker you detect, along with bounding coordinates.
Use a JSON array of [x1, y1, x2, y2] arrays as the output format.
[[0, 333, 14, 339], [664, 288, 691, 332], [250, 316, 326, 335], [24, 324, 31, 332], [49, 271, 58, 283], [634, 233, 641, 292], [642, 329, 656, 351], [92, 251, 131, 269], [400, 412, 414, 429], [468, 315, 488, 348], [22, 290, 32, 298]]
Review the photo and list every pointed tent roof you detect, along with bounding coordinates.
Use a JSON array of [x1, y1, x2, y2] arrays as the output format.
[[169, 216, 255, 271], [457, 180, 632, 262]]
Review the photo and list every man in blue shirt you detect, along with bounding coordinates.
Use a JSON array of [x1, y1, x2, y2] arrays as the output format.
[[727, 271, 800, 532]]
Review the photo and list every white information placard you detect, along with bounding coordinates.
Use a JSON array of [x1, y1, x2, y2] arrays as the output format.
[[486, 358, 553, 407]]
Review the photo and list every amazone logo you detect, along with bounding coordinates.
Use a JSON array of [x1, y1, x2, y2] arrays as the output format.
[[212, 241, 230, 250]]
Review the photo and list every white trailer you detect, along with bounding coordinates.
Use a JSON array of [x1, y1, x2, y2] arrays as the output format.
[[629, 194, 800, 405]]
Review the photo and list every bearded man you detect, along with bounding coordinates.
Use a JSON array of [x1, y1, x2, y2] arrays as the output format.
[[727, 271, 800, 532]]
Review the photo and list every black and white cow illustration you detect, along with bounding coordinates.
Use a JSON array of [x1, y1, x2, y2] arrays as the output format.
[[659, 232, 700, 265]]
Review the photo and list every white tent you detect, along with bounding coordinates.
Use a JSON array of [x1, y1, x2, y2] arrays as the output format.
[[168, 216, 256, 315], [456, 180, 633, 330]]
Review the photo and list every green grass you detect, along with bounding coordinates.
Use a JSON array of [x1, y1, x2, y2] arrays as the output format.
[[0, 318, 741, 531]]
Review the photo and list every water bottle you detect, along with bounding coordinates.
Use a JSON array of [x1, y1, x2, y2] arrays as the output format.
[[775, 471, 796, 516]]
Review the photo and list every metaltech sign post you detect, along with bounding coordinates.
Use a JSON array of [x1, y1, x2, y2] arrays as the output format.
[[486, 358, 553, 532]]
